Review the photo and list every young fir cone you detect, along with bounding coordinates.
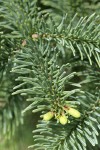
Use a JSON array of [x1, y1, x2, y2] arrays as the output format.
[[59, 115, 68, 125], [43, 112, 54, 121], [67, 107, 81, 118]]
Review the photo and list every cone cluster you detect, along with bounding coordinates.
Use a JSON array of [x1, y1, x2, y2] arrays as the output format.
[[43, 106, 81, 125]]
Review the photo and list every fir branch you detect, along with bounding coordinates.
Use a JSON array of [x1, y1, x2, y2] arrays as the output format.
[[30, 96, 100, 150], [0, 1, 100, 149]]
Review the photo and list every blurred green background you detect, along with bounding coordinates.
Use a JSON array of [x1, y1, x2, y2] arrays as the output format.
[[0, 113, 39, 150]]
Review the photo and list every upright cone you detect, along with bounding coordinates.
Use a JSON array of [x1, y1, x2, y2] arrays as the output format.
[[43, 112, 54, 121], [67, 107, 81, 118], [59, 115, 68, 125]]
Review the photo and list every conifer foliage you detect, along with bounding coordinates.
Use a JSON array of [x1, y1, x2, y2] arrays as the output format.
[[0, 0, 100, 150]]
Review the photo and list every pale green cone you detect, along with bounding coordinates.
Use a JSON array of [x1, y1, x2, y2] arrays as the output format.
[[67, 107, 81, 118], [59, 115, 68, 125], [43, 112, 54, 121]]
